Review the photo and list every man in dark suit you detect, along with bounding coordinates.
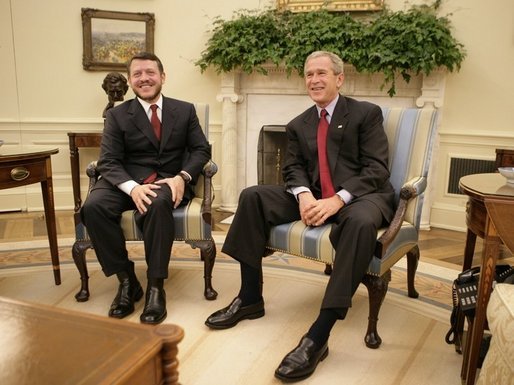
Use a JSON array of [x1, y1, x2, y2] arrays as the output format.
[[205, 51, 395, 381], [81, 52, 210, 325]]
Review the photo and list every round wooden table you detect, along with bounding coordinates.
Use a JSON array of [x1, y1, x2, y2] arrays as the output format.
[[458, 173, 514, 385]]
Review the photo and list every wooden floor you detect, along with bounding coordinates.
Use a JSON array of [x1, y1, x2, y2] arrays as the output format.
[[0, 209, 512, 270]]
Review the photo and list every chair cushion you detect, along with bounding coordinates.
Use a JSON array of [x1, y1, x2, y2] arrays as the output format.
[[75, 197, 211, 242], [267, 221, 418, 276]]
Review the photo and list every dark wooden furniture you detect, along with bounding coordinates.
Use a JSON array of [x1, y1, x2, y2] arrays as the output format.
[[459, 173, 514, 385], [0, 147, 60, 285], [0, 296, 184, 385], [495, 148, 514, 169], [67, 132, 102, 212], [257, 125, 287, 185]]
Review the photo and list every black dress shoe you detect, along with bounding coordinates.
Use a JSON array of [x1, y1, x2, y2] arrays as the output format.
[[140, 284, 167, 325], [108, 273, 144, 319], [205, 297, 264, 329], [274, 336, 329, 382]]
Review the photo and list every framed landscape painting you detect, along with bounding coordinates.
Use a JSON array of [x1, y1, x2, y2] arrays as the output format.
[[82, 8, 155, 71]]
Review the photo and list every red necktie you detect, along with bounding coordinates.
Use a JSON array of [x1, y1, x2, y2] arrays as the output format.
[[143, 104, 161, 184], [317, 109, 335, 198], [150, 104, 161, 140]]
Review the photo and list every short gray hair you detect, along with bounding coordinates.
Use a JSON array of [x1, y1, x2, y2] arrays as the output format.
[[304, 51, 345, 75]]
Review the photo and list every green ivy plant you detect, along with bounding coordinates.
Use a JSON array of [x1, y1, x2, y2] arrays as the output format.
[[195, 2, 465, 96]]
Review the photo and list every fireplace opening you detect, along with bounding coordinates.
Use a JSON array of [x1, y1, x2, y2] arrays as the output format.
[[257, 125, 287, 185]]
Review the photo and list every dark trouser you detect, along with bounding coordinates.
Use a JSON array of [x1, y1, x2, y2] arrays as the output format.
[[222, 184, 384, 311], [81, 180, 177, 279]]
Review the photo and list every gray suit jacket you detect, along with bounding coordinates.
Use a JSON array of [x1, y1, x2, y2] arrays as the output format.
[[96, 96, 210, 199], [282, 95, 395, 221]]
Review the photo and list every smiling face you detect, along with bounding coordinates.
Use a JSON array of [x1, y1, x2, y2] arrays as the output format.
[[304, 55, 344, 108], [127, 59, 166, 104]]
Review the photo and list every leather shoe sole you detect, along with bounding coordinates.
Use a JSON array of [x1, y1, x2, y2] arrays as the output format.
[[274, 336, 329, 382], [205, 297, 264, 329]]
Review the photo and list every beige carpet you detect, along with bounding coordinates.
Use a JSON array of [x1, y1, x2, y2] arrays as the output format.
[[0, 240, 463, 385]]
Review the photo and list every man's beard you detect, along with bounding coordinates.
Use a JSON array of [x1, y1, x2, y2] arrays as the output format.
[[134, 84, 162, 102]]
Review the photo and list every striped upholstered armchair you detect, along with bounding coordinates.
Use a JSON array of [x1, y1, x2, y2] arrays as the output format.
[[71, 103, 218, 303], [266, 107, 439, 349]]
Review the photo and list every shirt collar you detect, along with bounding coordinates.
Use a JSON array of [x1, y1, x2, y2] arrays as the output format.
[[137, 94, 163, 113], [316, 94, 339, 119]]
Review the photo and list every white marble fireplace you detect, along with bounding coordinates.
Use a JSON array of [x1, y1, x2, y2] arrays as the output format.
[[216, 64, 446, 227]]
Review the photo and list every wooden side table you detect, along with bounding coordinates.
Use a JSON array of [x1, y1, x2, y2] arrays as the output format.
[[0, 147, 60, 285], [458, 173, 514, 385], [0, 296, 184, 385], [67, 132, 102, 212]]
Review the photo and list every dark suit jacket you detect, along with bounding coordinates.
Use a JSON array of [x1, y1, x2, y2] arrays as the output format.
[[96, 96, 211, 200], [282, 95, 395, 221]]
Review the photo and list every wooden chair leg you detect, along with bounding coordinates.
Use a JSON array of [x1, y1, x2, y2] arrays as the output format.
[[186, 239, 218, 300], [362, 270, 391, 349], [71, 240, 93, 302], [406, 245, 420, 298]]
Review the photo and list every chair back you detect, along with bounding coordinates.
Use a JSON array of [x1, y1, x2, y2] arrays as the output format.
[[381, 107, 439, 229], [192, 102, 210, 198], [193, 102, 209, 140]]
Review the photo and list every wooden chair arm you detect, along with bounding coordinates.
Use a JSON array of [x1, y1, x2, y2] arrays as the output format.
[[375, 176, 426, 258], [200, 160, 218, 225], [85, 161, 100, 194]]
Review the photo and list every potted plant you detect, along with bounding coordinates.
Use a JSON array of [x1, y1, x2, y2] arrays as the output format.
[[195, 1, 465, 96]]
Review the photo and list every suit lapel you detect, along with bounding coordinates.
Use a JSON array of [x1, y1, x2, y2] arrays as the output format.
[[128, 100, 160, 150], [326, 96, 349, 174], [304, 96, 349, 176], [301, 106, 319, 155], [160, 98, 176, 152]]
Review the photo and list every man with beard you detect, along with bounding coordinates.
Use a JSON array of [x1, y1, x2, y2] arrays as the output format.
[[81, 52, 210, 324]]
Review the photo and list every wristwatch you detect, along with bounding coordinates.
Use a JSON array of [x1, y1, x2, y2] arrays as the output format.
[[178, 171, 190, 184]]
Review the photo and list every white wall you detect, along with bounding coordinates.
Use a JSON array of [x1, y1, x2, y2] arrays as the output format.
[[1, 0, 513, 231], [427, 0, 514, 230]]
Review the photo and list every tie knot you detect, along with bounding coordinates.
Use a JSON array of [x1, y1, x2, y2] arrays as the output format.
[[320, 109, 328, 118], [150, 104, 158, 113]]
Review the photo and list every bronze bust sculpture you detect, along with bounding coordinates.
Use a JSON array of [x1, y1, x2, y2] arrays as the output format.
[[102, 72, 129, 118]]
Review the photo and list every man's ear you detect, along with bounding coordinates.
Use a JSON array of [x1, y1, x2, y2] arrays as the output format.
[[336, 73, 345, 89]]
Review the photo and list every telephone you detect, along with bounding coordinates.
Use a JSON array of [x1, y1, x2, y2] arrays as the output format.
[[445, 264, 514, 347], [455, 264, 514, 316]]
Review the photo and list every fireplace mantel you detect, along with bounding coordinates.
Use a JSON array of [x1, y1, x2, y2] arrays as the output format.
[[216, 64, 446, 228]]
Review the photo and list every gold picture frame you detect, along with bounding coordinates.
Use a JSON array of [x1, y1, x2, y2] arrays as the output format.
[[81, 8, 155, 71], [277, 0, 384, 12]]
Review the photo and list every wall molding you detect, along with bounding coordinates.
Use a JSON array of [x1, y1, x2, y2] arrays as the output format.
[[1, 119, 224, 212], [430, 130, 514, 232]]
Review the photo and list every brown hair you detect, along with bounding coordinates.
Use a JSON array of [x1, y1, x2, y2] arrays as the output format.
[[126, 52, 164, 75]]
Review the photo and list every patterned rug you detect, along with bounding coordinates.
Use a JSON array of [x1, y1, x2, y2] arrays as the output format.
[[0, 238, 465, 385], [0, 237, 456, 311]]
